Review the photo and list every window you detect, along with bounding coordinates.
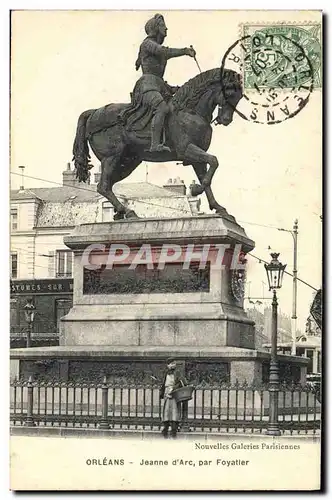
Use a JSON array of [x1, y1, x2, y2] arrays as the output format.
[[10, 299, 18, 331], [102, 202, 114, 222], [11, 208, 18, 231], [11, 253, 18, 278], [305, 349, 314, 374], [56, 250, 73, 277]]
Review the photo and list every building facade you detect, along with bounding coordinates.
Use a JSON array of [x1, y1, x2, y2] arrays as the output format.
[[246, 304, 299, 348], [261, 308, 322, 375], [10, 164, 200, 343]]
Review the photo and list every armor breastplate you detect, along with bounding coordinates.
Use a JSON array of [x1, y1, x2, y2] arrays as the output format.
[[141, 57, 166, 78], [138, 38, 167, 79]]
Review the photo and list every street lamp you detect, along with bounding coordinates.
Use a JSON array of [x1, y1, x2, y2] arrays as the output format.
[[23, 298, 35, 348], [278, 219, 298, 355], [264, 252, 286, 436]]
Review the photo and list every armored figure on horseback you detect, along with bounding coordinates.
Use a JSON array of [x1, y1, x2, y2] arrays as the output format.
[[122, 13, 196, 152], [73, 13, 243, 219]]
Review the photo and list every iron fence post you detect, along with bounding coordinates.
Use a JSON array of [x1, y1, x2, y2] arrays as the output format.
[[178, 360, 190, 432], [181, 401, 190, 432], [24, 376, 35, 426], [9, 375, 318, 434], [99, 376, 110, 430]]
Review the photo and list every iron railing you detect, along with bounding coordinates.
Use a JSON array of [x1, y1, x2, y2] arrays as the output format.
[[10, 377, 321, 435]]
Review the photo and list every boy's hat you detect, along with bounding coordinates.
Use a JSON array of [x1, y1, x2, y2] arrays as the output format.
[[166, 357, 176, 364]]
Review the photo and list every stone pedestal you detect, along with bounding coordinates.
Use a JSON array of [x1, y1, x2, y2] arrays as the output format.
[[10, 345, 308, 385], [10, 214, 308, 386], [61, 214, 255, 349]]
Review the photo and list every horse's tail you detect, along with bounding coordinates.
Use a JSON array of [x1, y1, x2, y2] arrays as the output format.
[[72, 109, 95, 183]]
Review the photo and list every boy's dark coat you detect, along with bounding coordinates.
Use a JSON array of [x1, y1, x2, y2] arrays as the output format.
[[159, 370, 187, 399]]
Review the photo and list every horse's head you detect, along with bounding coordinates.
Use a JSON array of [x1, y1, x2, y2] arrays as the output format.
[[215, 70, 243, 126], [171, 68, 242, 125]]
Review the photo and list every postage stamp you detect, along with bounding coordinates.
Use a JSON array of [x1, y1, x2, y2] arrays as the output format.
[[240, 23, 322, 90], [10, 10, 322, 492], [221, 27, 316, 125]]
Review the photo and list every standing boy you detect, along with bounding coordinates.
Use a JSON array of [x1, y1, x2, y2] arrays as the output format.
[[160, 358, 187, 438]]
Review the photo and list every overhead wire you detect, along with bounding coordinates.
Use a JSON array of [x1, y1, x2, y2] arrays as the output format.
[[11, 246, 318, 292], [10, 256, 52, 273], [237, 219, 282, 230], [11, 252, 314, 335], [10, 172, 191, 214], [11, 246, 55, 260], [12, 171, 308, 229], [247, 252, 318, 292], [11, 170, 310, 231], [10, 171, 320, 291]]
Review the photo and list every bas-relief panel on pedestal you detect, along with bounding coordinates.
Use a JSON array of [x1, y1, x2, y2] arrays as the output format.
[[19, 359, 231, 384], [18, 359, 302, 385], [83, 262, 210, 295]]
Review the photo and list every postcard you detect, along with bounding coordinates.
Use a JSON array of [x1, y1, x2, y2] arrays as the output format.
[[10, 9, 322, 491]]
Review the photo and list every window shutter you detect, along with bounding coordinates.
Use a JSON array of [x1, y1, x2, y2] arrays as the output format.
[[67, 252, 73, 276], [48, 250, 56, 277]]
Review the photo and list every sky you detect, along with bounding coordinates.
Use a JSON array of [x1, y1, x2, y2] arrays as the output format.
[[10, 10, 322, 331]]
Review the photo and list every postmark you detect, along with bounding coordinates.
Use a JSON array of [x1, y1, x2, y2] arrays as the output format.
[[241, 23, 322, 89], [221, 31, 314, 125]]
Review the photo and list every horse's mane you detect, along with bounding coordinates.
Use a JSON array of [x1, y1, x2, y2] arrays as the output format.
[[172, 68, 241, 111]]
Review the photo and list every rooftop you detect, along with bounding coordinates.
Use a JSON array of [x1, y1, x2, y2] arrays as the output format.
[[11, 182, 182, 203], [11, 179, 198, 228], [263, 334, 321, 349]]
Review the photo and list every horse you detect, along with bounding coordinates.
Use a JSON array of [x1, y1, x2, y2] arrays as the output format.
[[72, 68, 242, 219]]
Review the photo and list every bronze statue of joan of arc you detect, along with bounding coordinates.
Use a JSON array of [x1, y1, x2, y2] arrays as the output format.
[[73, 13, 243, 220], [122, 13, 196, 153]]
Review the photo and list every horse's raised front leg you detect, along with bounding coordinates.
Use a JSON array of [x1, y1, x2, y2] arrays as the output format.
[[97, 156, 138, 219], [184, 143, 218, 190], [192, 162, 228, 216]]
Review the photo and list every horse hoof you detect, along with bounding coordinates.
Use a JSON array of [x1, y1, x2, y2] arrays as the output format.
[[214, 206, 227, 216], [125, 210, 139, 219], [191, 184, 205, 196], [113, 212, 125, 220]]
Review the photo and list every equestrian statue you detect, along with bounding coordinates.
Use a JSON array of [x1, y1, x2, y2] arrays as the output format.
[[73, 13, 243, 220]]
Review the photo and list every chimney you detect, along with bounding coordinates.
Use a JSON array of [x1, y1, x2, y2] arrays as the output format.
[[163, 176, 186, 195], [18, 165, 25, 191], [189, 180, 197, 196], [187, 180, 202, 214], [62, 162, 80, 187], [94, 165, 101, 184]]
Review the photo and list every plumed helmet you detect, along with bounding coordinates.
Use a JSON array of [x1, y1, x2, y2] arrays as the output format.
[[145, 13, 165, 37]]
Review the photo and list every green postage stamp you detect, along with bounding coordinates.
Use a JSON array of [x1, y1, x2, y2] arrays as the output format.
[[240, 23, 322, 90]]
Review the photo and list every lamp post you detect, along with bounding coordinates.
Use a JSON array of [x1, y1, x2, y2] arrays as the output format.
[[278, 219, 298, 356], [23, 298, 35, 348], [264, 252, 286, 436]]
